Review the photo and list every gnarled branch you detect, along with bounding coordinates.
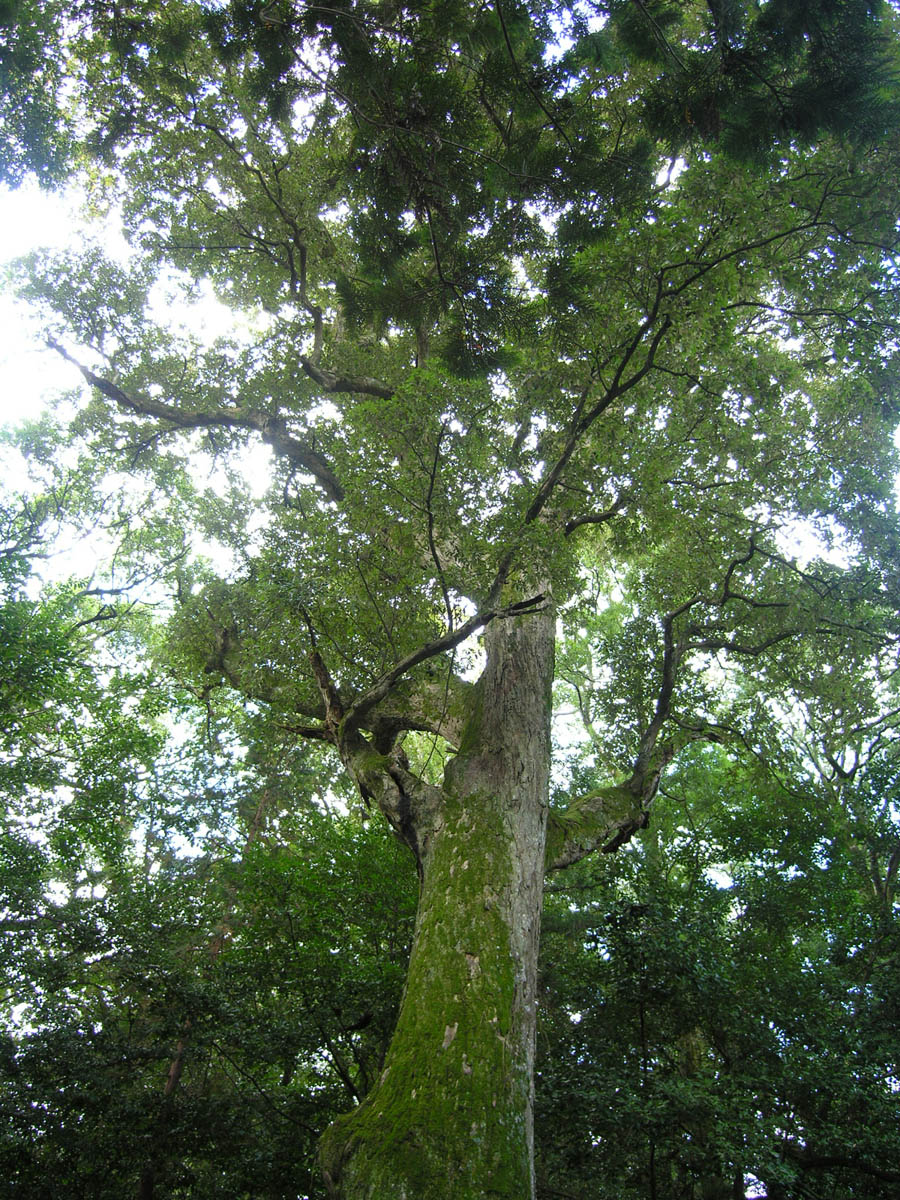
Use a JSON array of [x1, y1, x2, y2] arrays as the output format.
[[545, 720, 725, 872], [299, 356, 394, 399], [48, 339, 345, 502]]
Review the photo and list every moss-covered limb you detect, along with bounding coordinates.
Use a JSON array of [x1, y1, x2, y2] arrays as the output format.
[[378, 672, 474, 749], [305, 633, 470, 867], [343, 737, 445, 871], [544, 783, 649, 872], [546, 724, 727, 872], [305, 639, 447, 866]]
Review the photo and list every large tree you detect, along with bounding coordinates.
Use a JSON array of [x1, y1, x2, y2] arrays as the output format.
[[8, 2, 900, 1196]]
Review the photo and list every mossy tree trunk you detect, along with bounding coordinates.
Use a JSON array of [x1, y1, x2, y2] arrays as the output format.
[[320, 605, 555, 1200], [318, 593, 711, 1197]]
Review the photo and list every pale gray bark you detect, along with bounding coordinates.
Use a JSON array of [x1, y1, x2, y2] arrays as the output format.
[[320, 602, 555, 1200]]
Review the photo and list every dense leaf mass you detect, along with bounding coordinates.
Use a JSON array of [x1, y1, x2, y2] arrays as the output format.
[[2, 1, 900, 1198]]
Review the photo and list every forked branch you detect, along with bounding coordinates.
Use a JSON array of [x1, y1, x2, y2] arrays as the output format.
[[49, 339, 345, 502]]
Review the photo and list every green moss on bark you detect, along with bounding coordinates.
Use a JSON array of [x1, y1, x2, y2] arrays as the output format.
[[320, 788, 534, 1199], [545, 784, 642, 869], [322, 608, 554, 1198]]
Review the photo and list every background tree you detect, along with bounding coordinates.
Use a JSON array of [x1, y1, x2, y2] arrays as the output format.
[[4, 2, 900, 1197], [536, 732, 900, 1200], [0, 487, 418, 1197]]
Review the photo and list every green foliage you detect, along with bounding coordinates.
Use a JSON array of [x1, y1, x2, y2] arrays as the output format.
[[2, 1, 900, 1197], [0, 549, 419, 1197], [537, 738, 900, 1200], [1, 473, 898, 1198], [0, 0, 73, 184]]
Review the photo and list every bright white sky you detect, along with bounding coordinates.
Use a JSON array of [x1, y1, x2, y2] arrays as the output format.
[[0, 181, 88, 427], [0, 182, 278, 583]]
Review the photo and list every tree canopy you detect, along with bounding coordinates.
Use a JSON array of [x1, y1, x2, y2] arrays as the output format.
[[2, 2, 900, 1198]]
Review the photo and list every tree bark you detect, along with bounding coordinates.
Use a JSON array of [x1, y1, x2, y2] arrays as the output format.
[[320, 602, 555, 1199]]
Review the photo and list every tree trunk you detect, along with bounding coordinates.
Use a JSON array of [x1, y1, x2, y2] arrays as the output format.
[[320, 604, 555, 1199]]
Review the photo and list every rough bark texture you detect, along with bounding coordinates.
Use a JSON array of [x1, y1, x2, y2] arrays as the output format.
[[320, 604, 555, 1199]]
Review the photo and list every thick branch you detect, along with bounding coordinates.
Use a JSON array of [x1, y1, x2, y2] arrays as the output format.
[[545, 783, 650, 872], [545, 721, 724, 872], [564, 492, 631, 536], [524, 313, 672, 525], [299, 356, 394, 399], [630, 597, 700, 785], [49, 340, 345, 502], [781, 1143, 900, 1185], [547, 590, 724, 872], [375, 672, 474, 749], [202, 609, 473, 747], [341, 732, 445, 873], [425, 422, 453, 629], [302, 635, 446, 864], [691, 630, 799, 656], [309, 648, 345, 738], [341, 591, 547, 734]]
